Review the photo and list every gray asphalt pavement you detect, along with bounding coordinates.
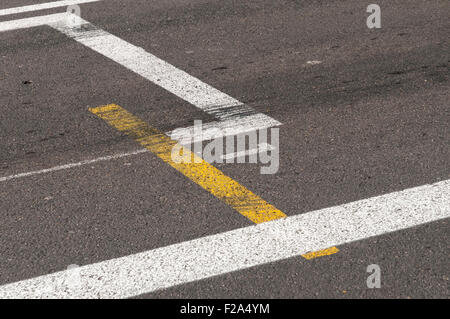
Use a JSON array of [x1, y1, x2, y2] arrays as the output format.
[[0, 0, 449, 299]]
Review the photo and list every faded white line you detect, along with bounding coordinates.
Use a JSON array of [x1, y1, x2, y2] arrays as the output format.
[[0, 13, 66, 32], [0, 0, 101, 17], [0, 179, 448, 298], [0, 149, 147, 183], [0, 122, 273, 182], [0, 13, 283, 181]]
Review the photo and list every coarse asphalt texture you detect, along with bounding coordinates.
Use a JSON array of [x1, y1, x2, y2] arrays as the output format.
[[0, 0, 449, 298]]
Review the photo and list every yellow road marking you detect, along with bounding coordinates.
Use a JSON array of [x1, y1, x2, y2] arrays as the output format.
[[90, 104, 338, 257], [302, 246, 340, 260]]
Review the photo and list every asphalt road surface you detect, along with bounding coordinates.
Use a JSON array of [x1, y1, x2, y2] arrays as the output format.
[[0, 0, 448, 299]]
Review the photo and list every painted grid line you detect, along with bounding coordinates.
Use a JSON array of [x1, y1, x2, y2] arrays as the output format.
[[50, 16, 282, 141], [0, 13, 282, 143]]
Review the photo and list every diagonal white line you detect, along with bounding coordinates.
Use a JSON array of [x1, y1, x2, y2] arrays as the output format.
[[0, 179, 448, 298], [1, 13, 281, 132], [0, 13, 282, 182]]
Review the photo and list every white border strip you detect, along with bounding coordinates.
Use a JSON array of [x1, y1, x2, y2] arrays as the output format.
[[0, 179, 448, 298], [0, 0, 101, 17]]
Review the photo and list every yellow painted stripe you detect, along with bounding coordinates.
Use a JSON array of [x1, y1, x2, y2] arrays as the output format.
[[301, 246, 340, 260], [89, 104, 338, 257], [90, 104, 286, 224]]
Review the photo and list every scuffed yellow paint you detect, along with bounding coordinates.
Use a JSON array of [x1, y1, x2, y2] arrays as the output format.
[[90, 104, 286, 224], [302, 246, 340, 259]]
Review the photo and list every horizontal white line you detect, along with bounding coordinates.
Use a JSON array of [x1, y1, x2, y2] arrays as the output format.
[[0, 179, 448, 298], [0, 150, 147, 182], [0, 117, 278, 182], [52, 19, 242, 116], [1, 115, 280, 182], [1, 14, 272, 124], [0, 13, 281, 130], [0, 13, 66, 32], [0, 0, 101, 17], [0, 13, 281, 182]]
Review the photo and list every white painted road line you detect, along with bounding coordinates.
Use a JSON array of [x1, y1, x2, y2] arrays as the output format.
[[50, 16, 282, 132], [0, 150, 147, 183], [0, 13, 67, 32], [0, 179, 448, 298], [0, 13, 283, 181], [0, 117, 276, 182], [0, 0, 101, 17], [0, 13, 282, 142]]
